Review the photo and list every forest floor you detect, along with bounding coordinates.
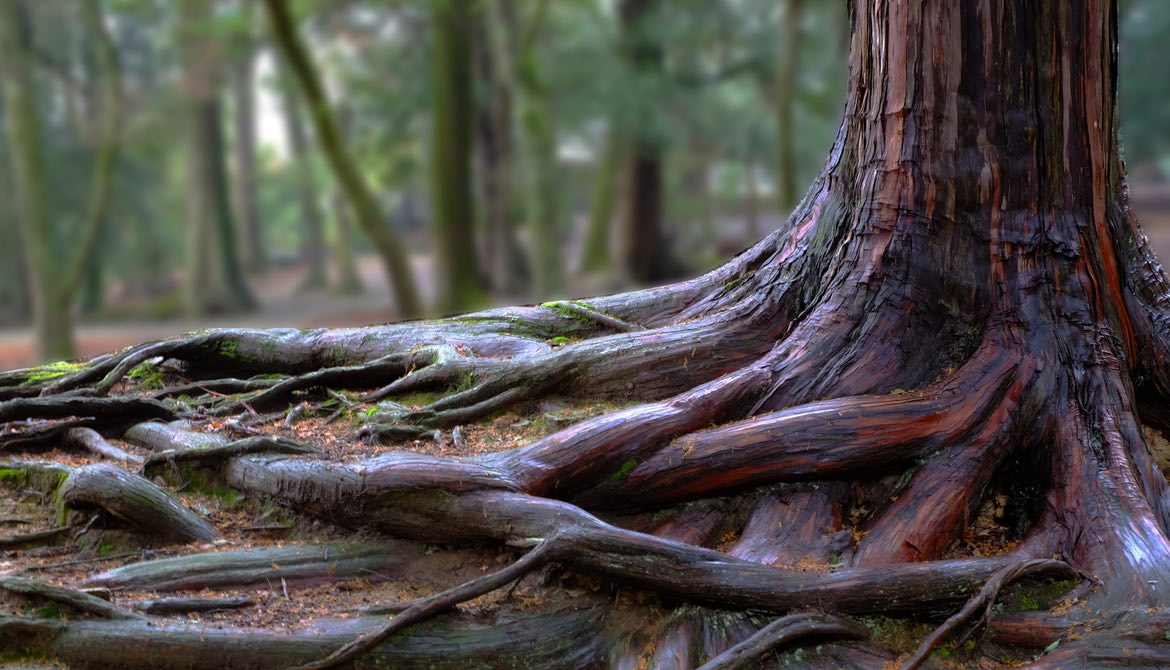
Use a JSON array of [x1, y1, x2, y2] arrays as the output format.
[[0, 373, 1097, 669]]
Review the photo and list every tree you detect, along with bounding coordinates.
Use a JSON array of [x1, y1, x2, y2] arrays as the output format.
[[430, 0, 486, 312], [277, 67, 329, 291], [179, 0, 257, 316], [774, 0, 803, 211], [264, 0, 423, 318], [0, 0, 122, 360], [617, 0, 669, 283], [229, 0, 266, 274], [4, 1, 1170, 668]]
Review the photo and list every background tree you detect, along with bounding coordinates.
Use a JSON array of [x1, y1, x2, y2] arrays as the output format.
[[430, 0, 485, 312], [179, 0, 256, 316], [0, 0, 122, 359], [264, 0, 423, 318]]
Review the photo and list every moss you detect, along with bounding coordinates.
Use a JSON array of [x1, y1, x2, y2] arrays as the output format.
[[547, 336, 572, 346], [0, 467, 30, 486], [604, 459, 639, 483], [1002, 578, 1079, 613], [23, 360, 86, 383], [396, 392, 445, 407], [218, 339, 239, 359], [97, 540, 117, 554], [128, 362, 165, 390]]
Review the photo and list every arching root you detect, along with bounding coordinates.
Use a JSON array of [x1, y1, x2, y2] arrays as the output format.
[[59, 463, 219, 542], [696, 612, 866, 670]]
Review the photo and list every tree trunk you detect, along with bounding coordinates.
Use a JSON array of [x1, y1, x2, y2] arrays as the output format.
[[618, 0, 669, 284], [431, 0, 486, 313], [230, 6, 266, 274], [0, 0, 122, 361], [475, 0, 525, 295], [6, 1, 1170, 668], [278, 72, 328, 292], [180, 0, 256, 316], [263, 0, 422, 318], [579, 129, 622, 273]]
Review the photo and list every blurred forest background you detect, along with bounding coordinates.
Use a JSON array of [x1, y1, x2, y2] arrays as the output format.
[[1, 0, 1168, 366]]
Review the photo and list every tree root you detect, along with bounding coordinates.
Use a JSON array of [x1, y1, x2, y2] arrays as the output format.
[[86, 541, 440, 592], [0, 576, 141, 621], [580, 350, 1018, 508], [133, 596, 253, 615], [58, 463, 219, 542], [66, 427, 144, 465], [0, 525, 73, 549], [140, 435, 320, 480], [0, 396, 174, 427], [695, 612, 866, 670], [0, 600, 606, 670]]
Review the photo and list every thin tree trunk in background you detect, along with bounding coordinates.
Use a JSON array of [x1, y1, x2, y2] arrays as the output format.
[[431, 0, 485, 313], [263, 0, 422, 318], [0, 0, 123, 361], [231, 4, 265, 274], [618, 0, 668, 284], [330, 190, 364, 295], [775, 0, 803, 212], [485, 0, 563, 297], [0, 0, 72, 356], [475, 3, 523, 295], [279, 74, 328, 291], [580, 130, 621, 273]]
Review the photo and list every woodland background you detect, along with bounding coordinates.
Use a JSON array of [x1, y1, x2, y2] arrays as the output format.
[[1, 0, 1168, 367]]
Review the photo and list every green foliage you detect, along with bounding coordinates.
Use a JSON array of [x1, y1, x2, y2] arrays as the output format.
[[128, 361, 165, 390]]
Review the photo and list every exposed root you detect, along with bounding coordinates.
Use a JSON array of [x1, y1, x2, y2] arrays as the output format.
[[0, 601, 606, 670], [695, 612, 866, 670], [0, 576, 142, 621], [58, 463, 219, 542], [134, 596, 253, 615], [66, 427, 144, 465], [86, 541, 441, 592], [0, 396, 174, 427], [140, 435, 320, 480], [583, 350, 1018, 508], [899, 559, 1079, 670], [0, 525, 73, 549]]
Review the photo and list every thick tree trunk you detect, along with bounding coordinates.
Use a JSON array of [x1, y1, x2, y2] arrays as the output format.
[[180, 0, 256, 316], [618, 0, 670, 284], [5, 1, 1170, 668], [431, 0, 485, 313]]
